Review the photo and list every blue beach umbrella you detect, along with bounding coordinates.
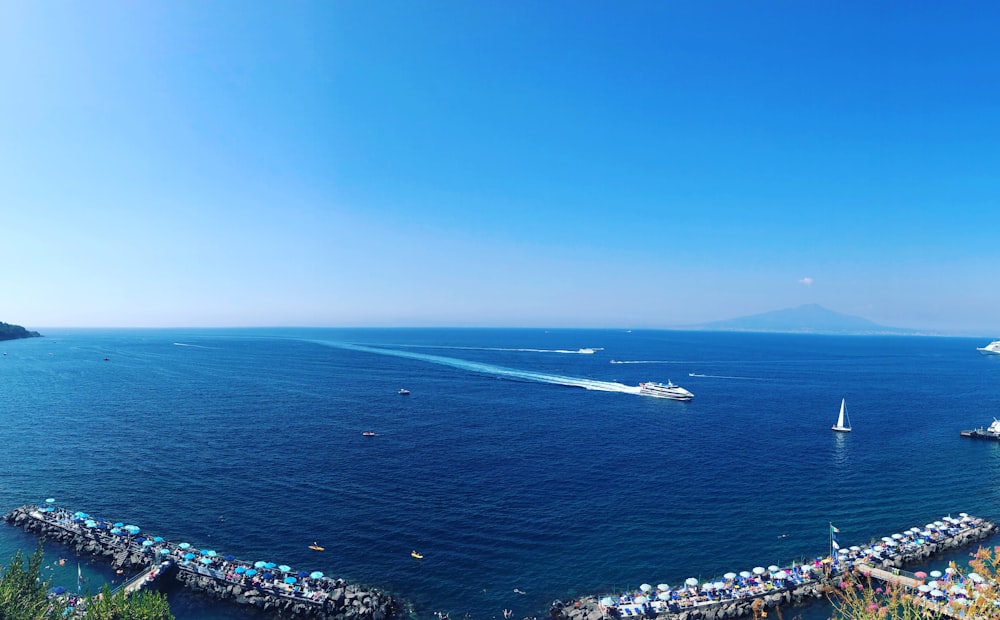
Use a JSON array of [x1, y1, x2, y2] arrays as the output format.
[[184, 553, 196, 560], [84, 520, 97, 528], [114, 522, 123, 527], [279, 564, 291, 572], [142, 540, 154, 547], [178, 543, 191, 549], [134, 537, 146, 543], [245, 569, 257, 577], [45, 498, 55, 504], [200, 558, 212, 565], [159, 548, 170, 555], [52, 586, 67, 594], [234, 566, 246, 574], [284, 576, 297, 584], [153, 536, 164, 543], [254, 561, 267, 568], [297, 571, 309, 578], [206, 550, 217, 557], [310, 571, 324, 579], [262, 572, 275, 580], [124, 525, 140, 534], [74, 512, 89, 519], [224, 555, 235, 561]]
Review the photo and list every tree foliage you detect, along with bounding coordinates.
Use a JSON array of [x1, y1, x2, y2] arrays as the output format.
[[829, 546, 1000, 619], [0, 542, 174, 620]]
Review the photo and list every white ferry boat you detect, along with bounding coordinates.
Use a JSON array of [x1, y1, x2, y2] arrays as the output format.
[[977, 340, 1000, 355], [638, 381, 693, 400]]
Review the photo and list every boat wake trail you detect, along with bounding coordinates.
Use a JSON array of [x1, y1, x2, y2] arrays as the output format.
[[609, 360, 682, 364], [311, 341, 638, 394], [395, 344, 604, 355], [687, 373, 765, 381]]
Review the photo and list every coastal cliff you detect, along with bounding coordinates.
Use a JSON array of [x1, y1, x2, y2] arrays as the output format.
[[0, 321, 41, 341]]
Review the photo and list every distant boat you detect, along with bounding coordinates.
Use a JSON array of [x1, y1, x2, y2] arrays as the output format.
[[362, 431, 377, 437], [398, 389, 410, 395], [411, 550, 423, 559], [961, 418, 1000, 440], [977, 340, 1000, 355], [832, 398, 852, 433], [638, 381, 694, 401], [309, 542, 325, 551]]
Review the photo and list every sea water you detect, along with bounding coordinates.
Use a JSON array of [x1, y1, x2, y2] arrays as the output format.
[[2, 328, 1000, 620]]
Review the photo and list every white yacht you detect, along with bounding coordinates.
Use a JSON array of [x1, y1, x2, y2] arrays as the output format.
[[977, 341, 1000, 355], [638, 381, 694, 401]]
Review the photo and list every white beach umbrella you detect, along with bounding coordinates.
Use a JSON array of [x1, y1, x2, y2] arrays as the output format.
[[945, 567, 955, 574], [960, 512, 969, 517], [685, 577, 699, 587], [657, 592, 670, 601], [930, 589, 945, 598], [873, 545, 884, 553], [774, 571, 788, 579], [930, 570, 943, 578], [752, 567, 766, 575], [600, 597, 615, 606], [657, 584, 670, 591], [891, 533, 904, 540], [881, 537, 893, 543], [969, 573, 984, 583], [767, 565, 779, 573], [928, 580, 940, 589], [739, 571, 752, 578], [849, 546, 861, 551], [949, 585, 966, 595], [917, 584, 931, 593], [634, 596, 648, 604], [723, 573, 737, 580], [837, 548, 849, 554], [639, 584, 652, 592]]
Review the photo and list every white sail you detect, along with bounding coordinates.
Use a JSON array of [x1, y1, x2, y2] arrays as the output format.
[[832, 398, 851, 432]]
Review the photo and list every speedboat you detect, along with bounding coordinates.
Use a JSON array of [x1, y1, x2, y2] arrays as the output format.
[[411, 550, 423, 559], [398, 388, 410, 395], [977, 340, 1000, 355], [638, 381, 694, 400], [362, 431, 377, 437]]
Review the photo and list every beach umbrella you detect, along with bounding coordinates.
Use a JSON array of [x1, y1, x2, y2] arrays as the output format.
[[774, 571, 788, 579], [684, 577, 699, 586], [52, 586, 67, 594], [310, 571, 324, 579], [254, 561, 267, 568], [739, 571, 752, 578], [914, 571, 928, 578], [657, 583, 670, 590], [234, 567, 246, 574], [950, 585, 966, 594], [634, 596, 648, 604], [701, 582, 714, 591], [184, 553, 195, 560], [837, 548, 849, 554], [767, 565, 779, 572], [45, 498, 55, 504], [245, 569, 257, 577], [159, 548, 170, 555], [713, 581, 726, 590], [113, 522, 123, 527], [206, 550, 218, 557], [224, 555, 235, 562], [142, 540, 154, 547], [657, 592, 670, 601], [723, 573, 736, 580], [600, 597, 615, 606], [298, 571, 310, 578], [178, 543, 191, 550], [928, 581, 940, 589], [265, 562, 276, 569], [752, 567, 766, 575], [930, 570, 943, 578], [960, 512, 969, 517], [891, 533, 904, 540], [262, 572, 275, 580], [969, 572, 984, 583], [84, 519, 97, 528], [200, 557, 212, 565], [153, 536, 164, 543], [639, 583, 652, 592], [74, 512, 88, 518], [917, 585, 931, 593], [279, 564, 292, 573], [284, 576, 297, 584], [945, 567, 955, 574], [849, 546, 861, 552], [930, 589, 945, 598]]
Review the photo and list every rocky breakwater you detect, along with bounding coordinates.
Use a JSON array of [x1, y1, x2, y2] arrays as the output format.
[[4, 505, 402, 620]]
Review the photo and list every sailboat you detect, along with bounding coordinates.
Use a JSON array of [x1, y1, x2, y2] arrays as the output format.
[[831, 398, 852, 433]]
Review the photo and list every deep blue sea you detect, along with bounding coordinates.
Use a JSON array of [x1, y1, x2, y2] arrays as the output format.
[[3, 329, 1000, 620]]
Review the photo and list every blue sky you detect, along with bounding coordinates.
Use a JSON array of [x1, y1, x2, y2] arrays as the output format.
[[2, 2, 999, 332]]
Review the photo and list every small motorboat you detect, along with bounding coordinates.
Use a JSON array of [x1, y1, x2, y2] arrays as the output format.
[[362, 431, 377, 437], [309, 542, 325, 551], [398, 389, 410, 395], [410, 550, 423, 559]]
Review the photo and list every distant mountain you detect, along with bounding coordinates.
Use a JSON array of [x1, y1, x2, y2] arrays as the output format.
[[679, 304, 916, 335], [0, 322, 42, 341]]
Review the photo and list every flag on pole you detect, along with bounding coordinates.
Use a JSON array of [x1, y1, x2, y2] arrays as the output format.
[[830, 525, 840, 533], [832, 539, 840, 549]]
